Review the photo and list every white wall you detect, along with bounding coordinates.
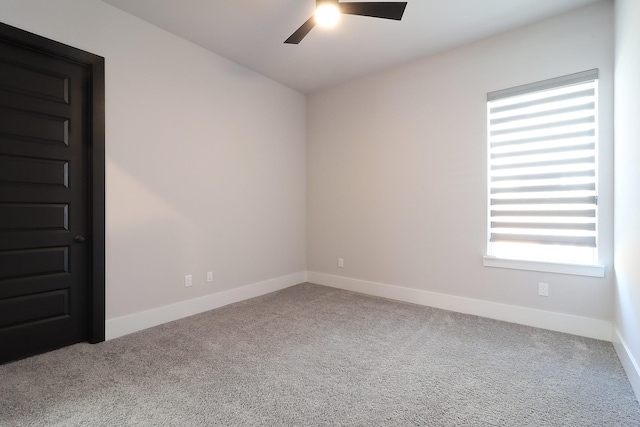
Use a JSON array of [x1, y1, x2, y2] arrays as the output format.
[[0, 0, 307, 321], [613, 0, 640, 399], [0, 0, 623, 346], [308, 2, 614, 326]]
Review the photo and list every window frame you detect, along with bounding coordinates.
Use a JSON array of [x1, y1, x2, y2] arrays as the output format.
[[483, 70, 604, 278]]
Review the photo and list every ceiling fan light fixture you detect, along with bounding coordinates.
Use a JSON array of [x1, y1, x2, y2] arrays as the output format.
[[284, 1, 407, 44], [315, 4, 340, 27]]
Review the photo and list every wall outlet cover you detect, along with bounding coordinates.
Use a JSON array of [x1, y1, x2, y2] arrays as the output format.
[[538, 282, 549, 297]]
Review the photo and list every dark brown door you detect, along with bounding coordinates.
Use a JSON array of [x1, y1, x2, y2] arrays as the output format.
[[0, 23, 105, 364]]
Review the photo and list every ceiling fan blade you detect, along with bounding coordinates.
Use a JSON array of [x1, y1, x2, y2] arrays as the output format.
[[285, 16, 316, 44], [339, 2, 407, 20]]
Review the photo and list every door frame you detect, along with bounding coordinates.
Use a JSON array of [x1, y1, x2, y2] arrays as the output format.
[[0, 22, 106, 342]]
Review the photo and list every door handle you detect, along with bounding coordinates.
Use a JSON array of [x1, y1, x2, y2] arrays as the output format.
[[75, 235, 86, 243]]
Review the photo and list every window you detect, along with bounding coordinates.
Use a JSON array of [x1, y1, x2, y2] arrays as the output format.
[[486, 70, 600, 270]]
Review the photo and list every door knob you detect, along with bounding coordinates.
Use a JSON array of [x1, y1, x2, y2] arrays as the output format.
[[75, 235, 86, 243]]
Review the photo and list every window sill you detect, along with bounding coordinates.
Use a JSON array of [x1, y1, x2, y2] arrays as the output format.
[[483, 256, 605, 278]]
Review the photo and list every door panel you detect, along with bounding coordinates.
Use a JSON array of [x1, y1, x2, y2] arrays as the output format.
[[0, 203, 69, 231], [0, 57, 70, 102], [0, 108, 69, 144], [0, 247, 69, 280], [0, 29, 98, 363], [0, 155, 69, 187], [0, 289, 69, 329]]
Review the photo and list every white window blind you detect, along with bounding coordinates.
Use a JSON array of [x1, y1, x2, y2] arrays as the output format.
[[487, 70, 598, 263]]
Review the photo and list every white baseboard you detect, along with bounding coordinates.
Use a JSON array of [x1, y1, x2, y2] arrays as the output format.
[[105, 271, 307, 340], [307, 271, 612, 341], [612, 328, 640, 401], [105, 270, 613, 343]]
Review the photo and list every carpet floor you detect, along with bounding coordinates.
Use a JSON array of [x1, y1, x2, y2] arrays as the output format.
[[1, 283, 639, 426]]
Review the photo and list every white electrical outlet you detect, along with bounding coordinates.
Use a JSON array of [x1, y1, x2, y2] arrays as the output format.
[[207, 271, 213, 283], [538, 282, 549, 297], [185, 274, 193, 288], [338, 258, 344, 268]]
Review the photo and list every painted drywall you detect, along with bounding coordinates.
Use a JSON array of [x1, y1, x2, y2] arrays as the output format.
[[0, 0, 307, 319], [613, 0, 640, 397], [307, 1, 614, 322]]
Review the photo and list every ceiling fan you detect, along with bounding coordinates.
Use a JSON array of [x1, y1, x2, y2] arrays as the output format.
[[285, 0, 408, 44]]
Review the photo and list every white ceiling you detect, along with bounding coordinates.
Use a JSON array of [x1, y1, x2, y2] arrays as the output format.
[[100, 0, 601, 94]]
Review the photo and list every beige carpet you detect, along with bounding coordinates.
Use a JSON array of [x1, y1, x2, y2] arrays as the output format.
[[1, 283, 639, 426]]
